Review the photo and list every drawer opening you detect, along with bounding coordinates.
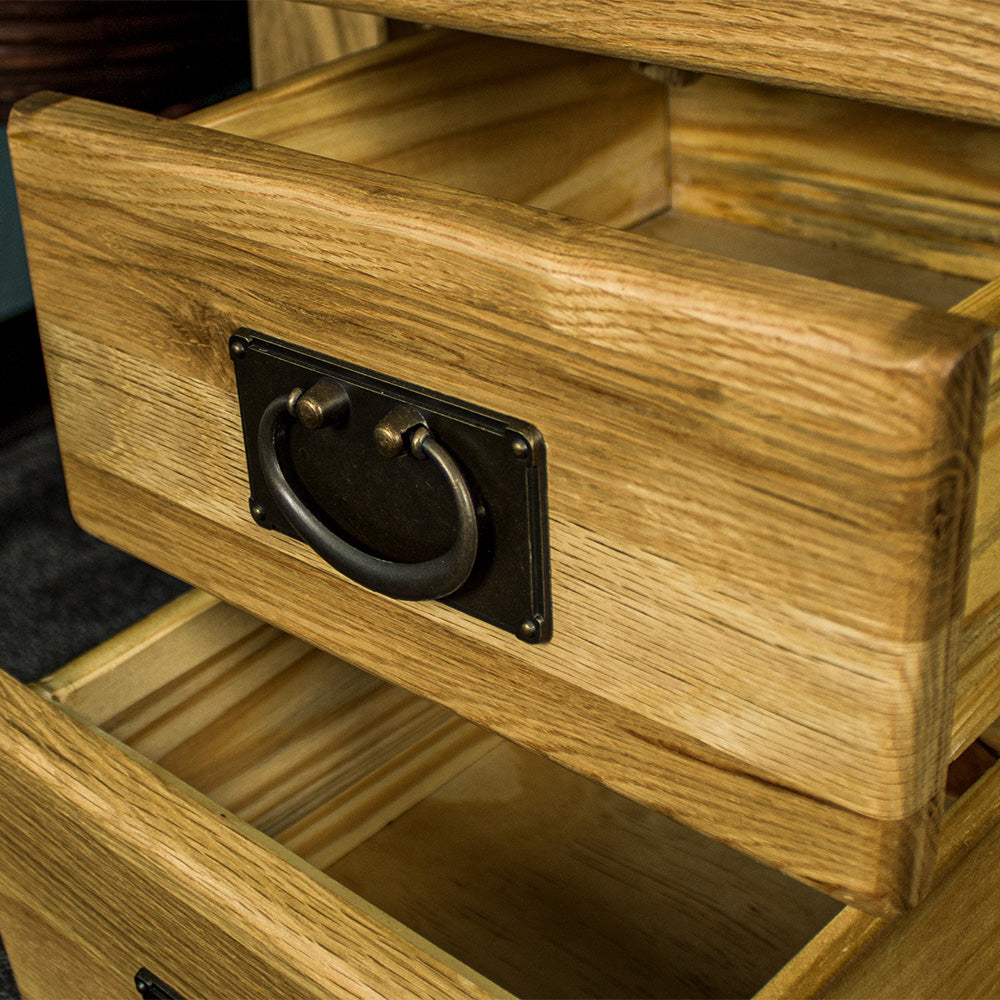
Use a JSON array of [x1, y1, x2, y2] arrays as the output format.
[[39, 593, 845, 1000], [189, 30, 999, 313]]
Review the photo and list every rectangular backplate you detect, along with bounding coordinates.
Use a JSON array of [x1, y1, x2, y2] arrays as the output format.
[[231, 329, 551, 642]]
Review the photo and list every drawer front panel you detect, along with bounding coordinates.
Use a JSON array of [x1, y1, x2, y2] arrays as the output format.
[[0, 667, 500, 1000], [8, 77, 992, 911]]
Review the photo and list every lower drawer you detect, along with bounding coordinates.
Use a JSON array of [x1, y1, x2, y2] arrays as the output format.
[[2, 591, 999, 1000]]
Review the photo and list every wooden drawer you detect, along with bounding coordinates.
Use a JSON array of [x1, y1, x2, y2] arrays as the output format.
[[307, 0, 1000, 126], [8, 29, 1000, 914], [1, 590, 1000, 1000]]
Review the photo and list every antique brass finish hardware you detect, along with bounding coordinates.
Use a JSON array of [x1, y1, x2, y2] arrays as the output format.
[[230, 330, 551, 642]]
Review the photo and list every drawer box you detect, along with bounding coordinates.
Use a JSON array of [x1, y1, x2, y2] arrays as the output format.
[[8, 29, 1000, 913], [1, 591, 999, 999]]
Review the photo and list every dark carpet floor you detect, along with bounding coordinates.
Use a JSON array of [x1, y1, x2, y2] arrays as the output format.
[[0, 403, 187, 997]]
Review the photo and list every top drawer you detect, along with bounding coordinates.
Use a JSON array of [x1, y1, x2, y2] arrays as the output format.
[[9, 29, 1000, 914], [320, 0, 1000, 125]]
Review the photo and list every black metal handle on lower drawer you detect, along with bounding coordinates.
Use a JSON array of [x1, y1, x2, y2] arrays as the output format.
[[135, 968, 186, 1000], [258, 383, 479, 601]]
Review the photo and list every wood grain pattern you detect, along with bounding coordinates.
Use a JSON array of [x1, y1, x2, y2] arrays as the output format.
[[948, 280, 1000, 758], [249, 0, 387, 87], [638, 226, 1000, 769], [669, 74, 1000, 283], [8, 85, 993, 912], [633, 71, 1000, 769], [101, 624, 501, 864], [0, 666, 508, 1000], [32, 593, 837, 997], [38, 589, 501, 870], [0, 890, 131, 1000], [186, 29, 670, 230], [635, 214, 982, 312], [328, 740, 841, 999], [8, 589, 1000, 995], [34, 589, 264, 722], [305, 0, 1000, 125], [760, 755, 1000, 999]]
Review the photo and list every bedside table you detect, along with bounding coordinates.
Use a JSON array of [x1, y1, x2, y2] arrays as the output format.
[[5, 6, 1000, 997]]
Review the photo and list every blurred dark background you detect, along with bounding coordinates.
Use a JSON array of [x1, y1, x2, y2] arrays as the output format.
[[2, 0, 252, 432], [0, 5, 252, 996]]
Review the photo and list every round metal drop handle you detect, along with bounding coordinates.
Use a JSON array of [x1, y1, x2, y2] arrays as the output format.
[[257, 390, 479, 601]]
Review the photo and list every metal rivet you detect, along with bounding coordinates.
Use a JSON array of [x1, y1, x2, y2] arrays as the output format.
[[229, 338, 247, 360], [518, 618, 539, 641], [249, 500, 268, 526], [511, 436, 530, 460], [374, 405, 428, 459]]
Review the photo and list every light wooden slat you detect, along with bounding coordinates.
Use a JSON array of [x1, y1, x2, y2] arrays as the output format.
[[9, 91, 992, 912], [186, 29, 670, 230], [249, 1, 387, 87], [32, 589, 268, 723], [308, 0, 1000, 126], [118, 647, 489, 838], [41, 587, 502, 879], [635, 213, 981, 311], [275, 715, 501, 869], [99, 631, 318, 757], [981, 719, 1000, 755], [0, 668, 508, 1000]]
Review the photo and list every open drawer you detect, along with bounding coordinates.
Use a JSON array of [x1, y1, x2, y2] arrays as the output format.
[[1, 590, 1000, 999], [8, 29, 1000, 914]]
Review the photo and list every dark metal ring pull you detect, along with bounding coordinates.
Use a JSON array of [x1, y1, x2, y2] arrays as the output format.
[[258, 387, 478, 600]]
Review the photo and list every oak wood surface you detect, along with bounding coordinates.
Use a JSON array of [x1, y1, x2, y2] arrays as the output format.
[[304, 0, 1000, 125], [0, 666, 507, 1000], [669, 74, 1000, 284], [34, 588, 264, 722], [33, 593, 838, 998], [0, 891, 131, 1000], [947, 280, 1000, 759], [19, 591, 1000, 998], [249, 0, 387, 87], [327, 740, 840, 999], [186, 29, 670, 230], [638, 225, 1000, 767], [635, 214, 981, 312], [38, 589, 502, 869], [759, 755, 1000, 999], [101, 624, 501, 864], [8, 79, 993, 911]]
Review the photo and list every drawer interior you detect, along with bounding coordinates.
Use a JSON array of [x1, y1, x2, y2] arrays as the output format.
[[37, 591, 847, 1000], [188, 29, 998, 310]]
